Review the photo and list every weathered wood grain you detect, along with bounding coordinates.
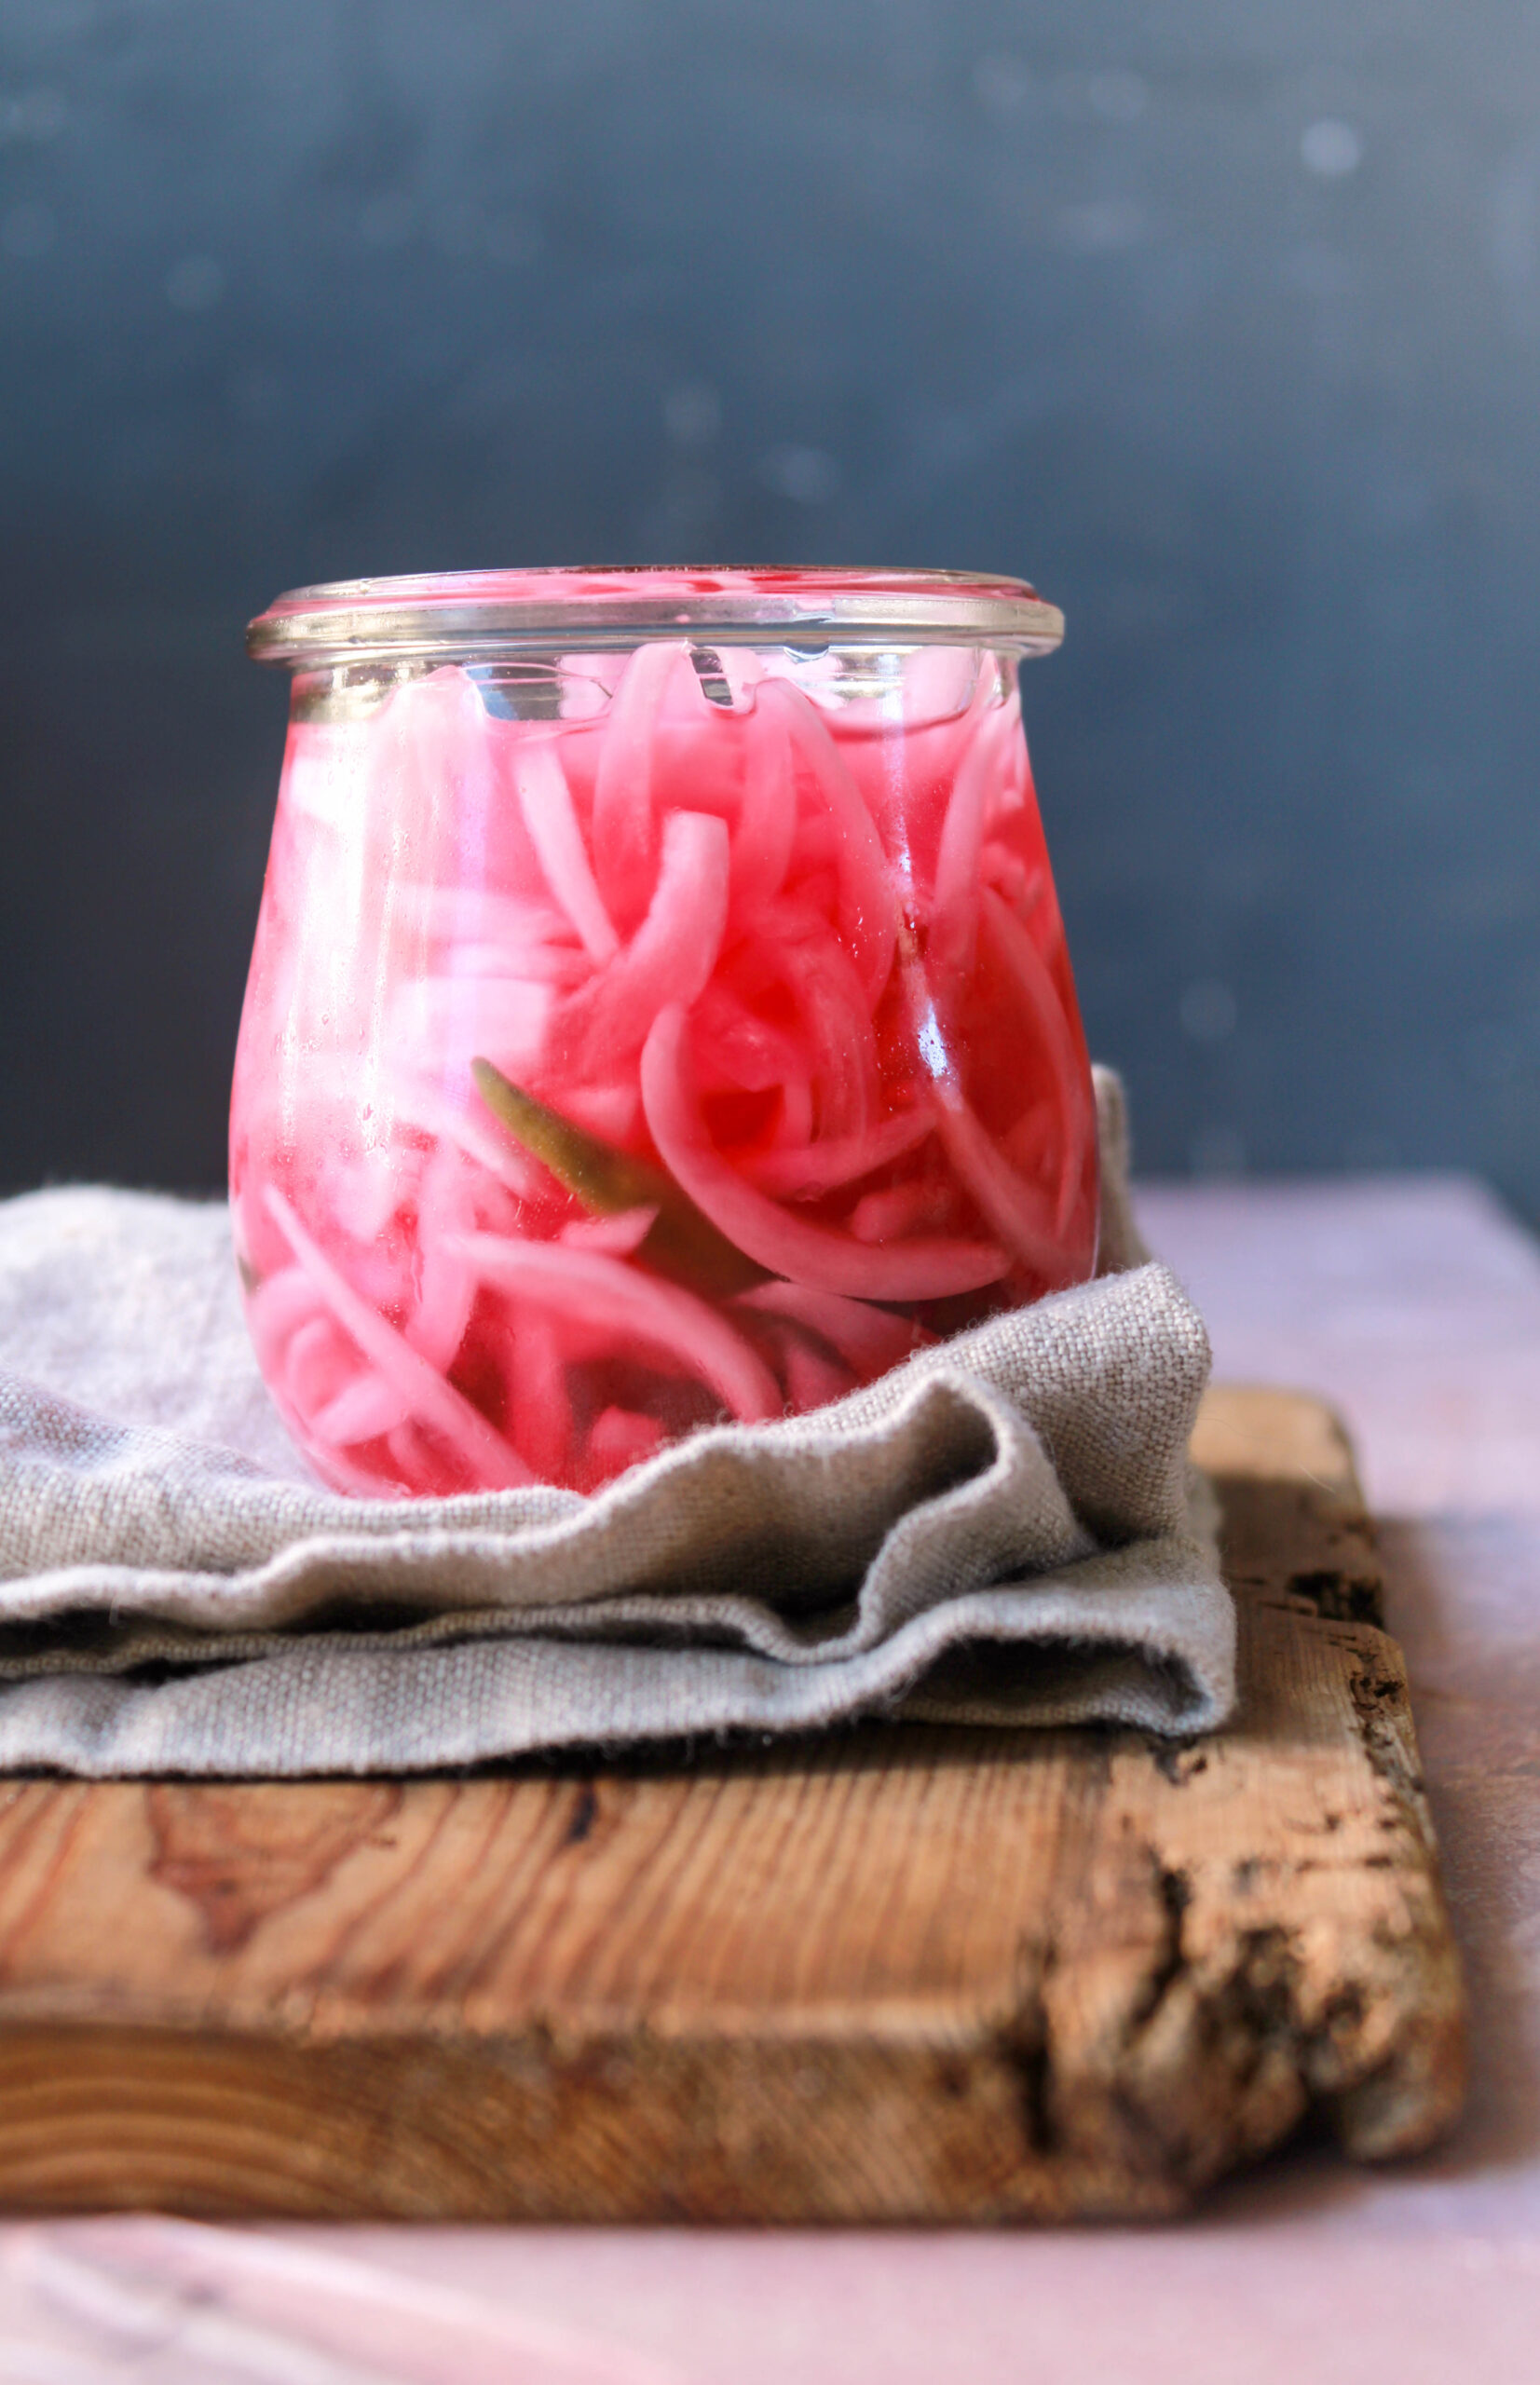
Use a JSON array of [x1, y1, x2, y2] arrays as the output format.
[[0, 1386, 1465, 2220]]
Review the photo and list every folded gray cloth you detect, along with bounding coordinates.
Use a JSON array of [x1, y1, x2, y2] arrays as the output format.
[[0, 1070, 1232, 1775]]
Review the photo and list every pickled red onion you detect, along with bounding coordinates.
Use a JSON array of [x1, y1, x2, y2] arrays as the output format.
[[928, 1085, 1071, 1284], [557, 1206, 659, 1255], [728, 698, 797, 919], [234, 634, 1099, 1501], [563, 810, 730, 1071], [929, 700, 1016, 990], [516, 739, 620, 966], [980, 886, 1094, 1237], [731, 1280, 930, 1375], [264, 1187, 534, 1488], [589, 1406, 667, 1475], [452, 1231, 782, 1423], [244, 1264, 325, 1372], [850, 1180, 949, 1244], [760, 905, 879, 1139], [640, 1003, 1007, 1301], [756, 677, 896, 1009], [310, 1370, 409, 1450], [589, 639, 684, 931], [744, 1107, 934, 1198], [510, 1310, 574, 1483], [775, 1332, 856, 1411]]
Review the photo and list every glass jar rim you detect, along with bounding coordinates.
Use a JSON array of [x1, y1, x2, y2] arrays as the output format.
[[247, 565, 1064, 669]]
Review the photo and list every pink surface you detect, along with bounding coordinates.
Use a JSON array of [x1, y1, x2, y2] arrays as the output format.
[[4, 1175, 1539, 2380]]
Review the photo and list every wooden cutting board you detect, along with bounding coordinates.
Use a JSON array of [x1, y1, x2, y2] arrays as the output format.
[[0, 1386, 1465, 2222]]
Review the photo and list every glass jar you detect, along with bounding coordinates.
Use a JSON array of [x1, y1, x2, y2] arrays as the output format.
[[233, 566, 1097, 1498]]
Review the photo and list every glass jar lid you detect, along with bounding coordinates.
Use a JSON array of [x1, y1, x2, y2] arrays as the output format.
[[247, 566, 1065, 668]]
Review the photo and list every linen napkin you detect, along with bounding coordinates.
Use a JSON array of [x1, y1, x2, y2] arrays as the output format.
[[0, 1070, 1232, 1775]]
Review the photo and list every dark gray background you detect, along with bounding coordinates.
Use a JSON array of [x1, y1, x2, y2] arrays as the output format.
[[3, 0, 1537, 1210]]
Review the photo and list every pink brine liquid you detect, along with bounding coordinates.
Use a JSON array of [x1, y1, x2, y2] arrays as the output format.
[[231, 631, 1098, 1497]]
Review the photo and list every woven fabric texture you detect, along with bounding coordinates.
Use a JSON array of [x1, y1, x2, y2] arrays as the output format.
[[0, 1070, 1231, 1775]]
